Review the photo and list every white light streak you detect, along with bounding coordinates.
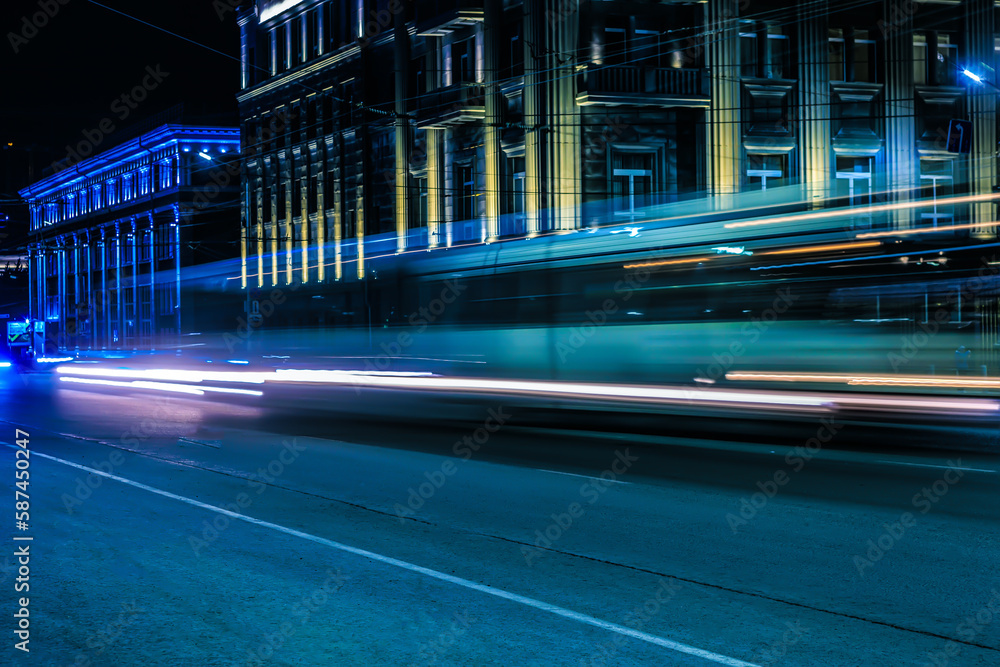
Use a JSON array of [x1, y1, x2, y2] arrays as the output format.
[[259, 0, 309, 22], [60, 377, 206, 396]]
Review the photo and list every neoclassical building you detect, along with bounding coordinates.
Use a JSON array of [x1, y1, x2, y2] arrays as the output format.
[[20, 124, 241, 350], [236, 0, 998, 290]]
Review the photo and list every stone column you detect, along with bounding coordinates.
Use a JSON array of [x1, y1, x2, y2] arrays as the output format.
[[483, 0, 503, 241], [522, 0, 544, 235], [115, 222, 124, 349], [427, 128, 444, 247], [966, 0, 997, 238], [797, 0, 832, 203], [300, 173, 309, 282], [100, 228, 108, 348], [130, 217, 138, 349], [27, 245, 35, 322], [708, 0, 742, 199], [395, 4, 412, 252], [270, 172, 279, 286], [883, 0, 917, 230], [524, 0, 580, 232]]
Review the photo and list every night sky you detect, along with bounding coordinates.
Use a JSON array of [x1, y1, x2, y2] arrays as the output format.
[[1, 0, 241, 167]]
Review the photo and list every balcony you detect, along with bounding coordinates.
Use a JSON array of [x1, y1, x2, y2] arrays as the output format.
[[576, 65, 709, 108], [415, 0, 483, 37], [410, 83, 486, 129]]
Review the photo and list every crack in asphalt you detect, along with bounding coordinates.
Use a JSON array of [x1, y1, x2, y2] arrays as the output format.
[[4, 417, 999, 656]]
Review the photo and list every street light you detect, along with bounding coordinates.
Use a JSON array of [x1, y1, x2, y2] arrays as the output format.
[[962, 69, 983, 84]]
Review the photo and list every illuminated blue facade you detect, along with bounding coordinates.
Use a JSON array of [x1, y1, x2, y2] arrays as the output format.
[[20, 124, 241, 351]]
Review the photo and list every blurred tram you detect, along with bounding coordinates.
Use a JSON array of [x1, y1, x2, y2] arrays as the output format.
[[235, 203, 1000, 390]]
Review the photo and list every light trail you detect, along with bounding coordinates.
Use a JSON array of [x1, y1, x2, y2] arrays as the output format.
[[724, 192, 1000, 229], [55, 365, 999, 415], [727, 371, 1000, 390], [856, 221, 1000, 239], [59, 376, 263, 396]]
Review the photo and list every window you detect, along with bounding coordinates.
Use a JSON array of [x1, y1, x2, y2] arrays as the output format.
[[836, 157, 874, 228], [307, 9, 319, 59], [291, 17, 303, 67], [157, 285, 175, 315], [156, 227, 175, 260], [263, 186, 272, 221], [322, 96, 335, 135], [455, 164, 476, 222], [605, 26, 628, 66], [612, 152, 654, 218], [159, 160, 174, 190], [274, 27, 287, 73], [746, 154, 787, 191], [453, 37, 476, 84], [509, 28, 524, 77], [919, 159, 954, 226], [327, 0, 358, 49], [602, 23, 668, 67], [308, 177, 318, 215], [829, 28, 878, 83], [740, 21, 790, 79], [504, 156, 526, 236], [306, 99, 318, 140], [414, 177, 428, 229], [914, 32, 958, 86], [324, 171, 336, 211]]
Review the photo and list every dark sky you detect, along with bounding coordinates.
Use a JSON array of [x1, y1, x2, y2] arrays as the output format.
[[1, 0, 241, 161]]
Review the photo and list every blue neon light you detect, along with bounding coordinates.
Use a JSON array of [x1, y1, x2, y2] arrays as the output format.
[[962, 69, 982, 83]]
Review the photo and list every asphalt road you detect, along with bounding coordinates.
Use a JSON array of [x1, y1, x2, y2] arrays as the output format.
[[0, 371, 998, 666]]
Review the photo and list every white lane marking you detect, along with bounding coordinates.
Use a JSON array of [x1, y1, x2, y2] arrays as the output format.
[[22, 447, 758, 667], [537, 469, 632, 485], [872, 460, 996, 474]]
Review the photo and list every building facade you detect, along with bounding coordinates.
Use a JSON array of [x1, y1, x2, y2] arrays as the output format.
[[20, 124, 241, 351], [237, 0, 999, 291]]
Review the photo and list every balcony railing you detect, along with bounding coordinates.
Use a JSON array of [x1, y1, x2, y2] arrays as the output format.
[[410, 83, 486, 128], [415, 0, 484, 37], [576, 65, 709, 107]]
